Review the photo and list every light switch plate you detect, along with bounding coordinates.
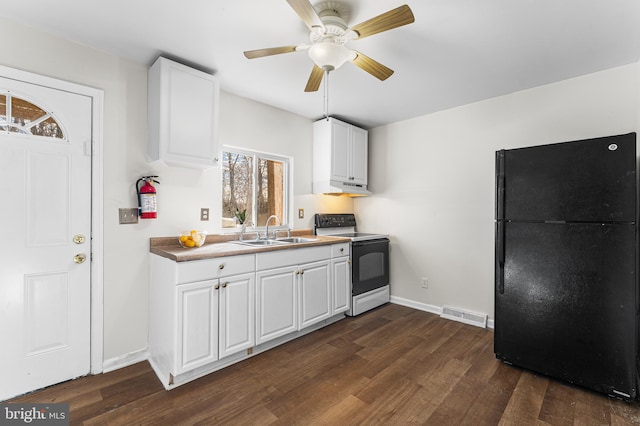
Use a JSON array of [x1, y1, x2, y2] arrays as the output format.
[[298, 208, 304, 219], [119, 208, 138, 224]]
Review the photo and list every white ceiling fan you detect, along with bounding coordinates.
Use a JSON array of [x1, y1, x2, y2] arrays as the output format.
[[244, 1, 415, 92]]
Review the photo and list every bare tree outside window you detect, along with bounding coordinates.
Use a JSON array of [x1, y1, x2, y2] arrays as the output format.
[[222, 149, 287, 229], [221, 151, 254, 227]]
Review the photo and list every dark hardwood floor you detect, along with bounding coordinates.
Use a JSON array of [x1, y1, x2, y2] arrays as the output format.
[[10, 304, 640, 425]]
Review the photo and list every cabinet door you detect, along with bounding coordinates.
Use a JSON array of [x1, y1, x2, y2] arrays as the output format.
[[219, 273, 255, 359], [350, 126, 368, 185], [299, 260, 331, 329], [176, 280, 219, 374], [330, 120, 351, 182], [256, 266, 298, 344], [148, 57, 219, 168], [331, 257, 350, 314]]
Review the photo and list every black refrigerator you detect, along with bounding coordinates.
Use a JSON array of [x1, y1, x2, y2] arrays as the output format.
[[494, 132, 638, 400]]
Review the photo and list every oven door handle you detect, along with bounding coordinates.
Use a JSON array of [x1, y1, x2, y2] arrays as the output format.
[[351, 238, 389, 247]]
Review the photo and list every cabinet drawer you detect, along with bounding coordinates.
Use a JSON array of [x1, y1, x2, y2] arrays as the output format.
[[331, 243, 350, 258], [176, 254, 255, 284], [256, 246, 331, 270]]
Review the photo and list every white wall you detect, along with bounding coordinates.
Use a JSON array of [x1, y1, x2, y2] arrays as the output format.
[[1, 17, 353, 363], [355, 63, 640, 321]]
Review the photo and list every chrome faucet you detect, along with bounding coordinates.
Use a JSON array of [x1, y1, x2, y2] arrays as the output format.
[[264, 215, 280, 239]]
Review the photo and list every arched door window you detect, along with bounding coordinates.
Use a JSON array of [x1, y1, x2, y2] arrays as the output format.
[[0, 92, 65, 139]]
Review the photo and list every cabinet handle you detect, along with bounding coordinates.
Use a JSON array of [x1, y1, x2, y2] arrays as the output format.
[[214, 284, 220, 290], [218, 264, 225, 270], [340, 248, 344, 253], [300, 270, 304, 275], [222, 282, 228, 288]]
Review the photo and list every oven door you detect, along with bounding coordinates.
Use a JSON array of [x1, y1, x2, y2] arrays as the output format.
[[351, 238, 390, 296]]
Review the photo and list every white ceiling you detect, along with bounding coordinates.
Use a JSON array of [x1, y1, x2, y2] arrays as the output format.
[[2, 0, 639, 129]]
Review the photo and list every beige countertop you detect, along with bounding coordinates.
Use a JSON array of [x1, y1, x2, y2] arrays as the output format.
[[150, 229, 350, 262]]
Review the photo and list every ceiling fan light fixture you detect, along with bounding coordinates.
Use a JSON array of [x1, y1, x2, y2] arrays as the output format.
[[308, 42, 353, 71]]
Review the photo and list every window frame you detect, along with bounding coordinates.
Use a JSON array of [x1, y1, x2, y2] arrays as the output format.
[[220, 145, 292, 232]]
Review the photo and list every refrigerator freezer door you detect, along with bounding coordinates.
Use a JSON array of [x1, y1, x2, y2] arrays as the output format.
[[495, 222, 637, 399], [503, 133, 636, 223]]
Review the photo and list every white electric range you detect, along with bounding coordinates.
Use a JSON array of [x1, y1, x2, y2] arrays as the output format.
[[314, 214, 390, 316]]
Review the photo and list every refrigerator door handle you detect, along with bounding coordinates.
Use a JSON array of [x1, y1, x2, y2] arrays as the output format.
[[496, 150, 505, 221], [496, 150, 506, 294], [496, 221, 505, 294]]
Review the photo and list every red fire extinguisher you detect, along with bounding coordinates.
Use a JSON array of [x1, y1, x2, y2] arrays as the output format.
[[137, 176, 160, 219]]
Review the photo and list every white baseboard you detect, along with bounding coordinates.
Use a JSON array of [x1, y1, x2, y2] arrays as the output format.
[[390, 295, 441, 315], [390, 296, 495, 329], [102, 348, 149, 373]]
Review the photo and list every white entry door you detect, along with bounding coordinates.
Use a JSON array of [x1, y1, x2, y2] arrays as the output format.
[[0, 76, 92, 400]]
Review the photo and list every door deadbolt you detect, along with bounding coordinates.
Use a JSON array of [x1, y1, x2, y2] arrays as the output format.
[[73, 253, 87, 264], [73, 234, 86, 244]]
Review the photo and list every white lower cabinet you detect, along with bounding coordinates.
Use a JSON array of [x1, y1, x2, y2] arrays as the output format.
[[150, 241, 350, 389], [176, 272, 255, 374], [256, 266, 298, 345], [331, 256, 350, 314], [176, 280, 218, 373], [219, 273, 255, 358], [149, 254, 255, 384], [298, 260, 331, 329], [256, 245, 342, 344]]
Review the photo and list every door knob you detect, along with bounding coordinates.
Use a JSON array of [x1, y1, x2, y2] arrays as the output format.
[[73, 253, 87, 264]]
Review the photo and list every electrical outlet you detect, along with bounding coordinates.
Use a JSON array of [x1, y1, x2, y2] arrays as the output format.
[[298, 208, 304, 219], [421, 277, 429, 289], [201, 208, 210, 221], [119, 208, 138, 224]]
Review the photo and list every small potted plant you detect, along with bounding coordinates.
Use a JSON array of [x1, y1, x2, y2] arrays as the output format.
[[235, 208, 251, 236], [234, 208, 246, 225]]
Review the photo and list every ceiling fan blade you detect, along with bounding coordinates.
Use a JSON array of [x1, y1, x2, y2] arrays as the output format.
[[244, 46, 299, 59], [350, 5, 415, 39], [351, 51, 394, 81], [304, 65, 324, 92], [285, 0, 325, 32]]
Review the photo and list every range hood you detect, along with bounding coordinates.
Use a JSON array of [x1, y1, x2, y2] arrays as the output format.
[[313, 180, 371, 197]]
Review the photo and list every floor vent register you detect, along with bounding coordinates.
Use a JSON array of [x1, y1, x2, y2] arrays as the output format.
[[441, 305, 488, 328]]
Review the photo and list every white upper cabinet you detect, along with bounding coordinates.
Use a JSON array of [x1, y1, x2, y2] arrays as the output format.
[[147, 57, 219, 168], [313, 117, 369, 195]]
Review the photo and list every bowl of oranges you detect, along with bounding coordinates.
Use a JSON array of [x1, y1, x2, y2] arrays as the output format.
[[179, 230, 207, 248]]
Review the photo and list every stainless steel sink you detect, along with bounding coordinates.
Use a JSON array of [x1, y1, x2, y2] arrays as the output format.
[[275, 237, 318, 243], [232, 237, 318, 247], [233, 239, 291, 247]]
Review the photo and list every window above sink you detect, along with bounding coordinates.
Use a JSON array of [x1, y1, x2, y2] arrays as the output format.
[[220, 146, 291, 231]]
